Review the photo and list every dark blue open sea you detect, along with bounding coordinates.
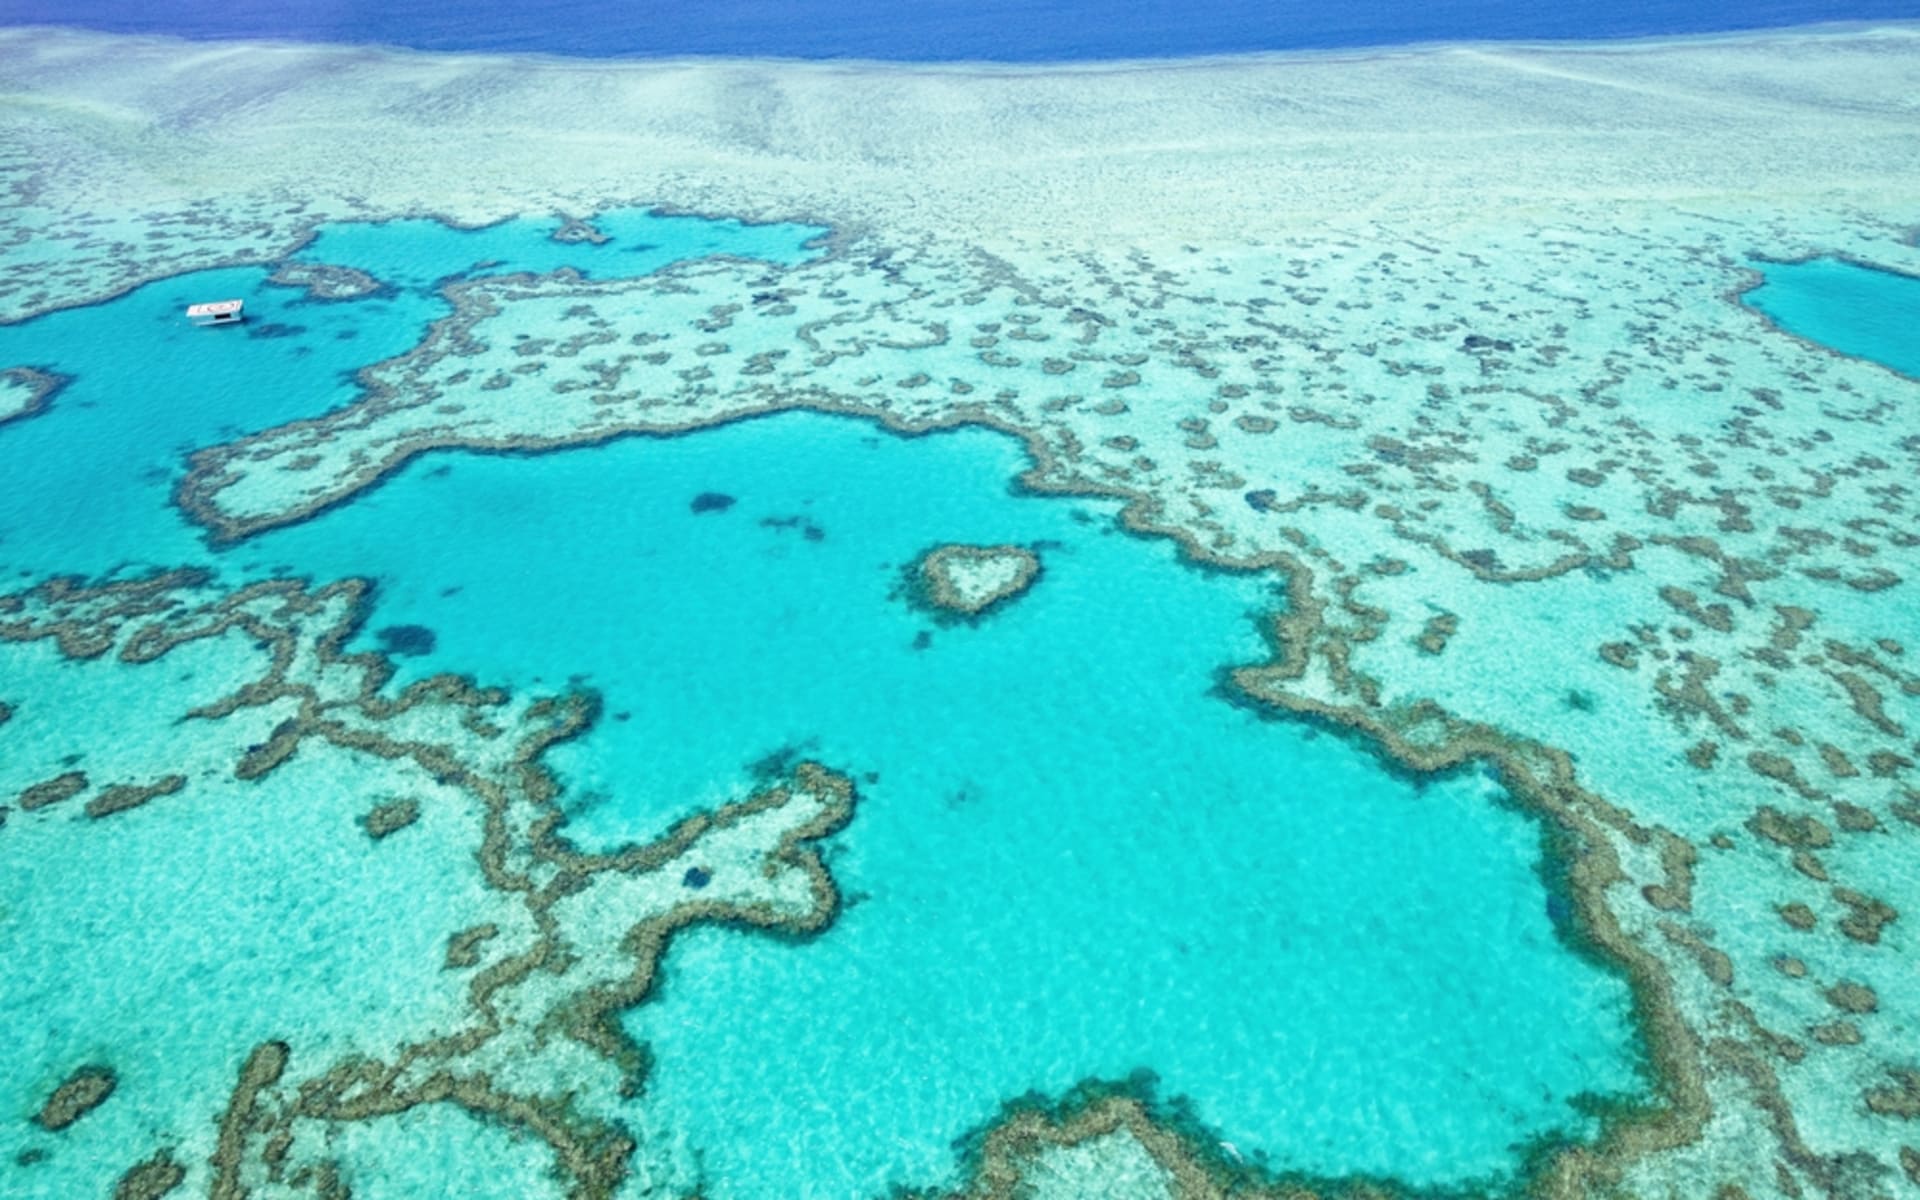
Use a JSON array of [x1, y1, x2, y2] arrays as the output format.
[[0, 0, 1911, 59]]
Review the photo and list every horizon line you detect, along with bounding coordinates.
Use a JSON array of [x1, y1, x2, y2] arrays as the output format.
[[2, 17, 1917, 77]]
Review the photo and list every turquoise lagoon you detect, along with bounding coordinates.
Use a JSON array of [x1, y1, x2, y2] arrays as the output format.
[[1743, 255, 1920, 380], [1, 214, 1645, 1196], [0, 208, 822, 581]]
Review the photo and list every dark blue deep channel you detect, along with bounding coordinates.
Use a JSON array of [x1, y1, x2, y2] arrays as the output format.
[[0, 0, 1912, 61]]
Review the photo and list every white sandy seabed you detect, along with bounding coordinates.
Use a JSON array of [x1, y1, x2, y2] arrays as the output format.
[[3, 20, 1920, 1200]]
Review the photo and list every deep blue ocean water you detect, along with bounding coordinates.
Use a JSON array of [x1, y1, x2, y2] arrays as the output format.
[[0, 0, 1910, 60]]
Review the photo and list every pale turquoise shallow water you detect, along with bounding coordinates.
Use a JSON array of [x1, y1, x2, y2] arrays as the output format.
[[0, 212, 1651, 1197]]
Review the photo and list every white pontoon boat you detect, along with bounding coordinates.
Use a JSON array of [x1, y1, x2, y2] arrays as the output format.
[[186, 299, 245, 327]]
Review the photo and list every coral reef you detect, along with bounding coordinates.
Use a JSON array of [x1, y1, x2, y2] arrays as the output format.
[[35, 1065, 117, 1132], [0, 365, 67, 426], [2, 19, 1918, 1197], [0, 570, 857, 1197], [913, 544, 1041, 618]]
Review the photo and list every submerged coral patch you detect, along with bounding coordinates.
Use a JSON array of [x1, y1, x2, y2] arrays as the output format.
[[112, 1152, 185, 1200], [913, 542, 1041, 617], [0, 366, 68, 427], [376, 623, 438, 657], [360, 796, 422, 839], [34, 1065, 116, 1132]]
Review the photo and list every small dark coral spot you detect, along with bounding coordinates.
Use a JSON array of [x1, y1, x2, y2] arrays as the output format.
[[376, 624, 437, 657], [691, 492, 737, 514], [361, 798, 421, 840], [35, 1065, 116, 1131], [1244, 489, 1278, 512], [682, 866, 712, 889], [246, 322, 307, 339], [1546, 893, 1574, 931]]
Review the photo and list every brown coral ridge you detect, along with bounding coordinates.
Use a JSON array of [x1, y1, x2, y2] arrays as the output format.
[[0, 364, 70, 426], [35, 1063, 117, 1131], [920, 1080, 1233, 1200], [17, 770, 88, 811], [74, 345, 1836, 1198], [0, 567, 211, 659], [1212, 561, 1917, 1196], [114, 1151, 186, 1200], [199, 763, 855, 1199], [925, 1069, 1634, 1200], [910, 543, 1042, 620], [1180, 560, 1706, 1199], [85, 774, 187, 819], [360, 796, 421, 839], [3, 566, 858, 1197]]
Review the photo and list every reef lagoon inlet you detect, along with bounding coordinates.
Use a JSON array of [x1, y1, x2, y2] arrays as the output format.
[[2, 11, 1919, 1200]]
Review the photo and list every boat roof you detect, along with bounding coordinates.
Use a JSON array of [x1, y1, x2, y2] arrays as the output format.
[[186, 299, 244, 317]]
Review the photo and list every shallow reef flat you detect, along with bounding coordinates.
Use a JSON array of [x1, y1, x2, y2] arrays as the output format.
[[2, 24, 1919, 311], [2, 19, 1920, 1200]]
